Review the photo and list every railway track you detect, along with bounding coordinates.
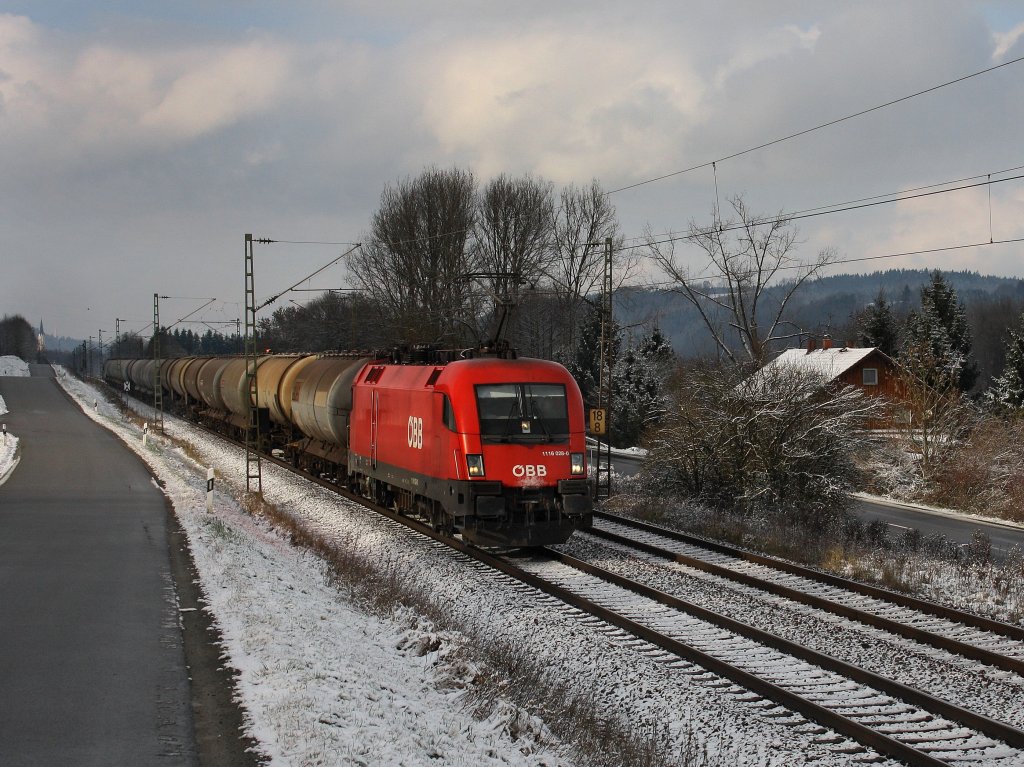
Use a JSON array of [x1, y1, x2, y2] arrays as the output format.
[[584, 511, 1024, 675], [511, 549, 1024, 766], [123, 401, 1024, 765], [252, 453, 1024, 764]]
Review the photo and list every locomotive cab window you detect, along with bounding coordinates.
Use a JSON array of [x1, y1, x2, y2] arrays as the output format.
[[475, 383, 569, 442]]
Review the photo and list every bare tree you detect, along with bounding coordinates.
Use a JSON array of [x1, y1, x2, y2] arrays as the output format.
[[351, 167, 476, 345], [470, 174, 554, 345], [544, 179, 628, 356], [647, 195, 834, 366], [893, 343, 975, 482]]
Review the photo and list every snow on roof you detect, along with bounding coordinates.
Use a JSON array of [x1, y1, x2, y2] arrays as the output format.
[[762, 346, 880, 381]]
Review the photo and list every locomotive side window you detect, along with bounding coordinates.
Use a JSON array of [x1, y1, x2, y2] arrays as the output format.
[[476, 383, 569, 442], [442, 394, 457, 431]]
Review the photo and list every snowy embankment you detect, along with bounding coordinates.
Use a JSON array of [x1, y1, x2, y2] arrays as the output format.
[[56, 368, 874, 767], [0, 355, 31, 377], [0, 422, 17, 487], [1, 369, 23, 484]]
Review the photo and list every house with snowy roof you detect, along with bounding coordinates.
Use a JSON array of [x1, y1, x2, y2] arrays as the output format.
[[768, 337, 900, 395], [750, 337, 905, 426]]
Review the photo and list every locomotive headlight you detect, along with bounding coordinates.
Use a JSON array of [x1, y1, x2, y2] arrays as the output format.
[[466, 454, 485, 477], [571, 452, 585, 476]]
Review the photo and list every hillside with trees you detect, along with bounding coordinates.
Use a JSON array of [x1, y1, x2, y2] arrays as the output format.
[[616, 269, 1024, 390]]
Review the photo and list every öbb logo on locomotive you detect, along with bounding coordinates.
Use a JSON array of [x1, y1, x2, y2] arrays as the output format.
[[512, 464, 548, 478], [104, 349, 593, 548], [407, 415, 423, 449]]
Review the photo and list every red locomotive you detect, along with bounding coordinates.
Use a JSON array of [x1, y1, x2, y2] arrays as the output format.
[[106, 347, 593, 547]]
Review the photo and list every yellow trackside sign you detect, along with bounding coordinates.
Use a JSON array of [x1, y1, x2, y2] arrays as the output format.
[[589, 407, 607, 435]]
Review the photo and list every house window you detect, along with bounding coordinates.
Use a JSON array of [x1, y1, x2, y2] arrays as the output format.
[[862, 368, 878, 386]]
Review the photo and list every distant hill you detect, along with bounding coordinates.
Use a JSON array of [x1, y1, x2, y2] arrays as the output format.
[[614, 269, 1024, 366], [42, 333, 85, 352]]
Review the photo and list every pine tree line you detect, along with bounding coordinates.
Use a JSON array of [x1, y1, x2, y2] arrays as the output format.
[[856, 269, 1024, 409]]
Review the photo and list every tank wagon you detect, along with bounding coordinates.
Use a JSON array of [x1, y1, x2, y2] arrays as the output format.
[[106, 348, 593, 547]]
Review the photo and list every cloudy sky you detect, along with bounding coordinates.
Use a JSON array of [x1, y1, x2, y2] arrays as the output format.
[[2, 1, 1023, 340]]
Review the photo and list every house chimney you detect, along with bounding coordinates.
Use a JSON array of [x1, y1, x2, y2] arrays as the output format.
[[806, 337, 817, 354], [822, 335, 833, 350]]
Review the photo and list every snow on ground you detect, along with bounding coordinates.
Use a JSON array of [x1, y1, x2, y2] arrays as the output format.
[[1, 390, 17, 485], [0, 356, 30, 377], [56, 368, 885, 767], [0, 429, 18, 487]]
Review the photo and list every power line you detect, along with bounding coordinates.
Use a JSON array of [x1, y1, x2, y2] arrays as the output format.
[[255, 239, 360, 246], [607, 54, 1024, 195], [627, 172, 1024, 253], [256, 243, 362, 310], [642, 237, 1024, 289], [616, 162, 1024, 247]]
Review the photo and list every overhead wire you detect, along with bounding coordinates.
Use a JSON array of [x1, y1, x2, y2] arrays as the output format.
[[254, 57, 1024, 299], [641, 237, 1024, 290], [606, 54, 1024, 195], [627, 172, 1024, 253], [617, 162, 1024, 248]]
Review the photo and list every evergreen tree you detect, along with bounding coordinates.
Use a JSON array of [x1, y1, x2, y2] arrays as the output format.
[[637, 326, 676, 375], [559, 305, 620, 411], [611, 326, 675, 447], [902, 270, 978, 392], [857, 290, 899, 357], [987, 312, 1024, 410]]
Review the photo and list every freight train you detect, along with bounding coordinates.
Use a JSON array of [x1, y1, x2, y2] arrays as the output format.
[[104, 347, 593, 547]]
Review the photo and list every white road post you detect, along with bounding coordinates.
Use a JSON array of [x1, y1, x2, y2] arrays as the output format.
[[2, 424, 6, 445], [206, 467, 215, 512], [143, 422, 149, 447]]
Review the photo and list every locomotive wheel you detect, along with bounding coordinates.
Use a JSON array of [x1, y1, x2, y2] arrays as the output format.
[[429, 503, 453, 536]]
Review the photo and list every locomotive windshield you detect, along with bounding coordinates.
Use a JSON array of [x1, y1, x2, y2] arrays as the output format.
[[475, 383, 569, 442]]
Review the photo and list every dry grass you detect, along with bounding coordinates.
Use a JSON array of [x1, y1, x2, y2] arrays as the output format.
[[866, 416, 1024, 524]]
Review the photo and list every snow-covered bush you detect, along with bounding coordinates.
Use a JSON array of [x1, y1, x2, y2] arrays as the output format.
[[646, 364, 883, 528]]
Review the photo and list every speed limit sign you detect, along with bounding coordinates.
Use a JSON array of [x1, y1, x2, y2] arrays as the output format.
[[589, 407, 607, 435]]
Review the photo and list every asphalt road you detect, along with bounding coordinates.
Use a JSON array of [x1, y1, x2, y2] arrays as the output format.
[[852, 496, 1024, 560], [0, 367, 199, 766]]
